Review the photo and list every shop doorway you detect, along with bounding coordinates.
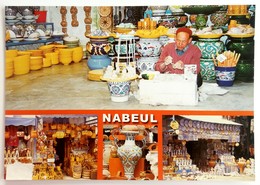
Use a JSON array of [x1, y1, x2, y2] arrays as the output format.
[[54, 138, 65, 169]]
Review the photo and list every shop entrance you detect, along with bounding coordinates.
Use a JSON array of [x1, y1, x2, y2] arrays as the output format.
[[54, 138, 65, 169]]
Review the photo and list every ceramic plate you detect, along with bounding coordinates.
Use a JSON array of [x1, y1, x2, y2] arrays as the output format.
[[21, 19, 35, 24], [6, 30, 16, 38], [10, 38, 24, 43], [226, 33, 254, 38], [36, 29, 46, 36], [39, 36, 51, 40], [196, 34, 223, 39], [24, 38, 39, 41], [5, 19, 20, 25], [6, 15, 17, 20], [86, 34, 109, 39]]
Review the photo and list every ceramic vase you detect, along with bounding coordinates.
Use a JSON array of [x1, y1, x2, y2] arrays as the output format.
[[226, 36, 254, 82], [136, 57, 158, 73], [103, 141, 112, 166], [195, 14, 208, 28], [210, 11, 229, 27], [87, 55, 111, 70], [235, 59, 254, 82], [136, 38, 162, 57], [107, 80, 131, 102], [195, 38, 224, 59], [86, 38, 110, 55], [112, 129, 146, 179], [215, 66, 236, 86], [200, 58, 216, 80], [226, 36, 254, 60]]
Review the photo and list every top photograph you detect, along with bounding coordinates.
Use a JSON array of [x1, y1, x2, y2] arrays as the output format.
[[4, 5, 255, 110]]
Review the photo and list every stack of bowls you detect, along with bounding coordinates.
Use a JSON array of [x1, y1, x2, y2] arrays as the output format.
[[30, 56, 43, 70], [5, 50, 18, 78], [14, 55, 30, 75], [6, 58, 14, 78], [39, 45, 54, 55], [28, 49, 43, 57], [63, 36, 80, 48], [72, 46, 83, 63], [45, 52, 59, 66], [59, 48, 73, 65], [42, 56, 52, 68]]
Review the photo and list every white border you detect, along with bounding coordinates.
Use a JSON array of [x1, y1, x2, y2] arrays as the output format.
[[0, 1, 259, 185]]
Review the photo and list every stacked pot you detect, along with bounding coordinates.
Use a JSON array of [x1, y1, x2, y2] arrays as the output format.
[[135, 37, 163, 73], [194, 36, 225, 80]]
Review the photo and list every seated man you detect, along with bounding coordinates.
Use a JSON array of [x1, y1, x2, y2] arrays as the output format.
[[155, 27, 203, 87]]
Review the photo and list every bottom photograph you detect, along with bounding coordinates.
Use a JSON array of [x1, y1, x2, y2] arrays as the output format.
[[4, 114, 98, 180], [3, 113, 254, 181], [162, 115, 254, 181]]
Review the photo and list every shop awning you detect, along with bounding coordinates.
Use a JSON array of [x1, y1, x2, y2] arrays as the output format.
[[5, 117, 36, 126], [177, 116, 242, 142]]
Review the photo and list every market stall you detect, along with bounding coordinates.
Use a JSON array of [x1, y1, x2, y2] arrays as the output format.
[[162, 115, 254, 180], [5, 115, 99, 180]]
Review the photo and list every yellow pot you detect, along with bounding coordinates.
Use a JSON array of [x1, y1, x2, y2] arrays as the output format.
[[17, 51, 32, 56], [6, 50, 18, 58], [13, 55, 30, 75], [59, 56, 72, 65], [30, 56, 43, 70], [43, 57, 52, 67], [45, 52, 59, 65], [72, 51, 83, 63], [5, 57, 14, 78], [39, 45, 54, 55], [28, 49, 43, 56]]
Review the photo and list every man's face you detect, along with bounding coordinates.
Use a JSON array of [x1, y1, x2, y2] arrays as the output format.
[[175, 32, 192, 50]]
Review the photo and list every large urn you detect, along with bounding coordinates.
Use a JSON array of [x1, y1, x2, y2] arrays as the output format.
[[195, 38, 225, 59], [226, 36, 254, 82], [111, 125, 146, 180]]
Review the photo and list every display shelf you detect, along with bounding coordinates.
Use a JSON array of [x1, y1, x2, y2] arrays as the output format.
[[6, 37, 63, 48]]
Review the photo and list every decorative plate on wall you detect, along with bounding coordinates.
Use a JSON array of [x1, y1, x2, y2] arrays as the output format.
[[99, 16, 112, 30], [98, 6, 112, 17]]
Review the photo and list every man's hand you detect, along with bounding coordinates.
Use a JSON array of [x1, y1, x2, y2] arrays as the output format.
[[172, 60, 184, 70], [164, 56, 173, 65]]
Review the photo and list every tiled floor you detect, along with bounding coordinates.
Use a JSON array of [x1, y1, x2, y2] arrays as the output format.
[[5, 60, 254, 111]]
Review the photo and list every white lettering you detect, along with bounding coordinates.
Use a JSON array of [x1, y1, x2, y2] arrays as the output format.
[[103, 114, 111, 122], [102, 114, 158, 123], [122, 114, 130, 122], [132, 114, 139, 122]]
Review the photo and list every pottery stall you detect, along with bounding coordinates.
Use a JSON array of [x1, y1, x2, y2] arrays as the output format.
[[161, 115, 255, 180], [5, 115, 98, 180]]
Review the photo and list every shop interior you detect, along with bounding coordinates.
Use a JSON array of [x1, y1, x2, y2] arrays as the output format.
[[5, 5, 254, 110]]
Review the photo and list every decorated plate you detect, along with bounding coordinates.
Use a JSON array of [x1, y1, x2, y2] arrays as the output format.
[[226, 33, 254, 38], [99, 16, 112, 30], [195, 34, 223, 39], [115, 27, 136, 34], [180, 119, 185, 126], [86, 34, 110, 39], [98, 6, 112, 17]]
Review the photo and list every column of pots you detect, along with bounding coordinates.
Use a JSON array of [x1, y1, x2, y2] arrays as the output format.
[[226, 35, 254, 82], [194, 37, 225, 81], [135, 37, 163, 74], [86, 37, 111, 70]]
